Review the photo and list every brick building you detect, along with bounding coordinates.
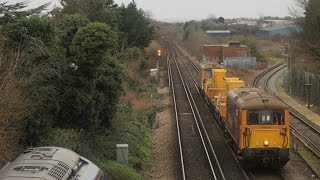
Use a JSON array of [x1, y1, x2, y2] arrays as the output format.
[[203, 41, 250, 63]]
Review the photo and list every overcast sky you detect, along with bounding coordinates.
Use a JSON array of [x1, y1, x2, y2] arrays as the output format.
[[9, 0, 295, 22]]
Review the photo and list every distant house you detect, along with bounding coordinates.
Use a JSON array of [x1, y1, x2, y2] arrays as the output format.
[[203, 41, 249, 62], [206, 30, 231, 37], [203, 41, 256, 68], [237, 20, 257, 26], [258, 25, 302, 36], [260, 20, 293, 25]]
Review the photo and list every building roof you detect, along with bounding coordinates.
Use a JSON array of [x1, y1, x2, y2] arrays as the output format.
[[206, 30, 231, 34], [227, 87, 288, 110], [260, 25, 301, 32], [203, 41, 247, 48], [203, 44, 247, 48]]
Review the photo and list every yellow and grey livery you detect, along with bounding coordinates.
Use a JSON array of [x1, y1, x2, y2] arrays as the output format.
[[200, 61, 290, 168]]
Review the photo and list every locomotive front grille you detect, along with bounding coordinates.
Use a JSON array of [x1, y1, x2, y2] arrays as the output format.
[[48, 162, 70, 180]]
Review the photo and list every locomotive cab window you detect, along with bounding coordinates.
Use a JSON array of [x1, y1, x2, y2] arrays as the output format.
[[247, 112, 259, 125], [261, 113, 272, 125], [205, 70, 212, 78], [247, 110, 284, 125]]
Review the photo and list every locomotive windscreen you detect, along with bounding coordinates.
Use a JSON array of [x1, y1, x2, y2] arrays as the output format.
[[247, 110, 284, 125]]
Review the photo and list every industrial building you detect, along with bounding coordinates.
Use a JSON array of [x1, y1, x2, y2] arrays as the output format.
[[206, 30, 231, 37], [203, 41, 256, 68], [203, 41, 250, 62], [258, 25, 302, 36]]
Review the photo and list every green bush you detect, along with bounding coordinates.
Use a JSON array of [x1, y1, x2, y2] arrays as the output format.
[[59, 22, 122, 130], [103, 161, 141, 180], [124, 47, 142, 61], [59, 14, 90, 57], [242, 40, 267, 62], [4, 16, 54, 47], [137, 79, 162, 99], [40, 103, 161, 176]]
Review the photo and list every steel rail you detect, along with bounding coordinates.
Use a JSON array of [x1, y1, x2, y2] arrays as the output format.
[[171, 49, 219, 179], [264, 65, 320, 158], [253, 62, 320, 159], [185, 83, 226, 180], [173, 47, 200, 88], [173, 43, 200, 72], [167, 45, 186, 180], [171, 43, 248, 180], [252, 62, 284, 87]]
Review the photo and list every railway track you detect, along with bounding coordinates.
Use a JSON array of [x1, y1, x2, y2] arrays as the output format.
[[171, 43, 320, 179], [168, 44, 225, 180], [253, 63, 320, 158], [169, 43, 248, 180], [252, 62, 320, 178], [174, 43, 200, 73]]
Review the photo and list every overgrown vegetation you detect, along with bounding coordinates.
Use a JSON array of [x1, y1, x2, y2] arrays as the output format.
[[0, 0, 157, 177], [290, 0, 320, 65], [241, 40, 267, 62], [179, 19, 268, 62], [288, 0, 320, 109]]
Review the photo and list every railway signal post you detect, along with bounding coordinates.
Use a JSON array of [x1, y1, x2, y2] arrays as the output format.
[[305, 83, 312, 109], [156, 49, 162, 69]]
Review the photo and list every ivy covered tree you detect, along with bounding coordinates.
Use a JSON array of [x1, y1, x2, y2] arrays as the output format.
[[303, 0, 320, 40], [0, 1, 50, 25], [3, 17, 63, 145], [59, 14, 90, 57], [117, 1, 154, 48], [218, 17, 224, 24], [59, 0, 118, 27], [59, 23, 122, 130], [302, 0, 320, 60], [0, 0, 154, 149]]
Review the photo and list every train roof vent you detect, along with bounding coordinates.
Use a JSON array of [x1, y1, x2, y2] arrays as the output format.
[[34, 147, 57, 155], [48, 162, 70, 180], [13, 166, 49, 173], [31, 154, 44, 159], [23, 148, 35, 154], [234, 91, 250, 101], [37, 147, 52, 152]]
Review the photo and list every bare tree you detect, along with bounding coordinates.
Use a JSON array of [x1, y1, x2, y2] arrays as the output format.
[[289, 0, 308, 18], [290, 0, 320, 62], [0, 34, 28, 166]]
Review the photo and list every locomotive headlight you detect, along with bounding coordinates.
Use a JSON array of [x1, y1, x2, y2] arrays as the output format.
[[264, 141, 269, 146]]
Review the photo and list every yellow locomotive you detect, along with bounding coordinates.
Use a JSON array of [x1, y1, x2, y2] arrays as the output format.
[[200, 62, 290, 169]]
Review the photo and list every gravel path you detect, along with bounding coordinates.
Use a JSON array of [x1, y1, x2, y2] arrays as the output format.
[[142, 70, 180, 180]]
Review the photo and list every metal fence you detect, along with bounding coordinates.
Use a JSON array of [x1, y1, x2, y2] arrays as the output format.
[[223, 57, 256, 69], [287, 69, 320, 104]]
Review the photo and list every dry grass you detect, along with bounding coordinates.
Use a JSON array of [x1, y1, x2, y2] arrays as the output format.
[[121, 85, 155, 112], [257, 39, 284, 58], [227, 69, 261, 86], [0, 41, 29, 166], [0, 81, 25, 166], [121, 41, 162, 112]]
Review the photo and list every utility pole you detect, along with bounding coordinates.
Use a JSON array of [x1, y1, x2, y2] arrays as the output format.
[[289, 57, 292, 96], [284, 43, 291, 96]]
